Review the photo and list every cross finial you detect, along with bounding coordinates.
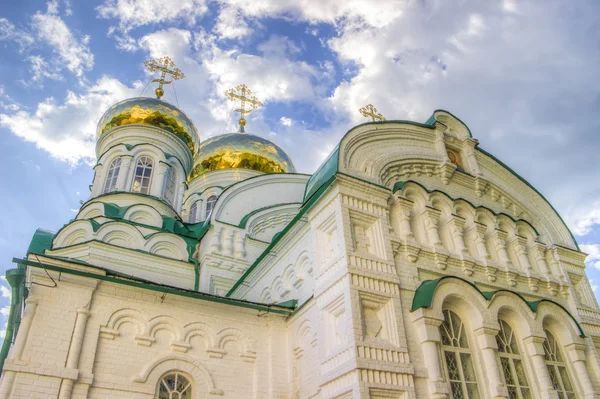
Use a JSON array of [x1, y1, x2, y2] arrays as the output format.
[[144, 56, 185, 99], [224, 84, 262, 133], [359, 104, 386, 122]]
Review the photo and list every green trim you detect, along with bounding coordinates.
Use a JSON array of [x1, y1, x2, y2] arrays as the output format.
[[27, 229, 55, 255], [410, 276, 585, 337], [393, 180, 540, 235], [238, 203, 302, 229], [13, 258, 294, 315], [0, 266, 26, 376], [289, 296, 314, 317], [227, 174, 337, 297]]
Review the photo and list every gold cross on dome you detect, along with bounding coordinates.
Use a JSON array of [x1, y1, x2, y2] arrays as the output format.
[[359, 104, 386, 122], [144, 56, 185, 99], [224, 84, 262, 132]]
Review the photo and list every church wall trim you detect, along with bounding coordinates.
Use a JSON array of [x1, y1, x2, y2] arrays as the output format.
[[12, 257, 295, 315], [411, 276, 585, 337]]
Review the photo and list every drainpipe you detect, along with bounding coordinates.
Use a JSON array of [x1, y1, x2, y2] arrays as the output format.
[[0, 267, 26, 375]]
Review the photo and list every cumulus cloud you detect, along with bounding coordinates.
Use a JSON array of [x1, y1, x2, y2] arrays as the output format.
[[32, 2, 94, 78], [280, 117, 292, 127], [566, 203, 600, 237], [0, 77, 141, 164], [0, 18, 35, 47], [26, 55, 63, 85], [581, 244, 600, 271], [97, 0, 208, 31]]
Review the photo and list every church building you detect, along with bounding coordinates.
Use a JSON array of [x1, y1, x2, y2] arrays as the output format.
[[1, 58, 599, 399]]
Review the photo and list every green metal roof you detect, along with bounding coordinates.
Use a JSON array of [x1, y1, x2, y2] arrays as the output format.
[[411, 276, 585, 337]]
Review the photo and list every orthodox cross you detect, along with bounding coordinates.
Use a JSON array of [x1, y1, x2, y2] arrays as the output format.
[[359, 104, 386, 121], [224, 84, 262, 132], [144, 56, 185, 99]]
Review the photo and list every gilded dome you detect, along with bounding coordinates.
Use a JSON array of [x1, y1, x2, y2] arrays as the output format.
[[189, 133, 296, 181], [97, 97, 200, 154]]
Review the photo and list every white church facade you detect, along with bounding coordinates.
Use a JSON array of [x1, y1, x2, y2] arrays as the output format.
[[0, 74, 599, 399]]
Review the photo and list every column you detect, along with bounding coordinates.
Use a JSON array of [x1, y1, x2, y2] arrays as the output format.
[[531, 242, 551, 276], [491, 230, 513, 269], [413, 311, 448, 399], [447, 215, 469, 258], [524, 336, 554, 399], [0, 299, 38, 399], [115, 155, 133, 191], [90, 164, 104, 197], [390, 197, 415, 241], [58, 307, 91, 399], [475, 327, 507, 399], [8, 298, 38, 360], [462, 138, 482, 176], [511, 236, 533, 272], [150, 161, 169, 198], [421, 207, 443, 248], [470, 223, 491, 264], [565, 343, 596, 399], [435, 130, 450, 163]]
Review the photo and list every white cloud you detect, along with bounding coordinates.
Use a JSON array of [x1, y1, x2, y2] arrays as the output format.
[[26, 55, 63, 85], [214, 5, 251, 40], [0, 286, 10, 299], [0, 76, 140, 164], [566, 203, 600, 236], [580, 244, 600, 270], [280, 117, 292, 126], [97, 0, 208, 32], [0, 305, 9, 317], [32, 2, 94, 78], [219, 0, 404, 28], [0, 18, 35, 47]]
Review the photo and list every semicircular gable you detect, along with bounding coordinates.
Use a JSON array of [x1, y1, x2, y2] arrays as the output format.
[[244, 203, 302, 242], [144, 233, 189, 261], [333, 111, 578, 250], [123, 204, 163, 228], [212, 174, 309, 226], [53, 220, 94, 248]]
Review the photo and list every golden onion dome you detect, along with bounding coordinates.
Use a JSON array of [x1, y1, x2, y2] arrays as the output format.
[[189, 133, 296, 181], [97, 97, 200, 154]]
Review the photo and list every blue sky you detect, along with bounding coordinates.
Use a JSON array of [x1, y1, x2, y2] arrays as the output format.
[[1, 0, 600, 338]]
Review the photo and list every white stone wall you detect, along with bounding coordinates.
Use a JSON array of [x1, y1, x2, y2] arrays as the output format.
[[1, 260, 291, 399]]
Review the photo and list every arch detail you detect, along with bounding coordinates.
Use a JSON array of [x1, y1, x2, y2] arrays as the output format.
[[133, 354, 223, 395]]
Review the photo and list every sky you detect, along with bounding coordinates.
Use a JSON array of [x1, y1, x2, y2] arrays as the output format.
[[0, 0, 599, 338]]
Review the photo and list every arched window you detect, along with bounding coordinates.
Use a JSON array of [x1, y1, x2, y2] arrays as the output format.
[[162, 165, 176, 205], [102, 157, 122, 194], [157, 372, 191, 399], [205, 195, 217, 219], [132, 156, 153, 194], [543, 330, 575, 398], [440, 309, 480, 399], [496, 320, 531, 399], [188, 201, 199, 223]]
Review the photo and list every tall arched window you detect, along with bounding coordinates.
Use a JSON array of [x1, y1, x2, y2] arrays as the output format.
[[162, 165, 176, 205], [496, 320, 531, 399], [102, 157, 122, 194], [440, 309, 480, 399], [543, 330, 576, 398], [188, 201, 198, 223], [157, 372, 191, 399], [205, 195, 217, 219], [132, 156, 153, 194]]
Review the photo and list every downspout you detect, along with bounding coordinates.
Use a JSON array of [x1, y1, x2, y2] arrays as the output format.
[[0, 266, 26, 376]]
